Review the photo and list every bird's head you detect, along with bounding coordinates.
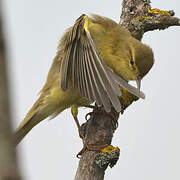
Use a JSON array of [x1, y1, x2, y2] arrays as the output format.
[[128, 40, 154, 90]]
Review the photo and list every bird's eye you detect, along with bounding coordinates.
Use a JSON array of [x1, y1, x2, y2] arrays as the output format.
[[130, 59, 134, 65]]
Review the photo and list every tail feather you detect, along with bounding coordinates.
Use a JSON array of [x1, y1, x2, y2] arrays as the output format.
[[13, 101, 69, 146], [13, 113, 41, 146], [13, 97, 57, 146]]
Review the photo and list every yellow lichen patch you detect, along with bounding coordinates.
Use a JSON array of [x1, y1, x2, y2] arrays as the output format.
[[101, 145, 120, 153], [147, 8, 171, 16], [140, 8, 171, 20]]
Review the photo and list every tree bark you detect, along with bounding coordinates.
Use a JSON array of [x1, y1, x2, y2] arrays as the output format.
[[0, 1, 21, 180], [74, 0, 180, 180], [74, 109, 120, 180]]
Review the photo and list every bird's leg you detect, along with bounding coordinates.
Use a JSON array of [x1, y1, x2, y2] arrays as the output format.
[[71, 104, 109, 158], [71, 104, 83, 139]]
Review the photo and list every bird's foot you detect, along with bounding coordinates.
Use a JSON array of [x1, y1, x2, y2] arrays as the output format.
[[72, 104, 119, 157], [85, 106, 119, 130], [76, 138, 108, 158]]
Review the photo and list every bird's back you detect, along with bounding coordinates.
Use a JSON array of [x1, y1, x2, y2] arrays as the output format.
[[88, 15, 133, 79]]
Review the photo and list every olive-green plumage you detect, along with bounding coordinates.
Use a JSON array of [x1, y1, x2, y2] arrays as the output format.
[[14, 14, 154, 146]]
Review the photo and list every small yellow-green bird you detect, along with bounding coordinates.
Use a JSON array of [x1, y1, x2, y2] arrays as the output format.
[[14, 14, 154, 146]]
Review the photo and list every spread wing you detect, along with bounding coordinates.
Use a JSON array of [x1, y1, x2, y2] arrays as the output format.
[[60, 14, 145, 112]]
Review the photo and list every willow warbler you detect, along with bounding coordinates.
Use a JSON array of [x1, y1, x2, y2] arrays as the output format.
[[14, 14, 154, 146]]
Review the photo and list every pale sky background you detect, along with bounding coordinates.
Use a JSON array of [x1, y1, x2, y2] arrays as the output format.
[[2, 0, 180, 179]]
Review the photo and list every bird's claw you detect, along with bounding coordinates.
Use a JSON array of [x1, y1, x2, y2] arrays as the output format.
[[76, 138, 108, 158], [85, 106, 119, 130]]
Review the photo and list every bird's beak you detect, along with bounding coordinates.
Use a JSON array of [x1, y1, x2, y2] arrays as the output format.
[[136, 75, 141, 90]]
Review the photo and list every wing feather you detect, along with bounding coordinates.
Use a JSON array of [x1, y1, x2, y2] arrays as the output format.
[[79, 43, 87, 97], [86, 47, 111, 109], [60, 47, 71, 90], [60, 14, 144, 112], [81, 44, 92, 99]]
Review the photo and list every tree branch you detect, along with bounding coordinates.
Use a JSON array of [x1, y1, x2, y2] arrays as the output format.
[[74, 0, 180, 179], [120, 0, 180, 40], [74, 109, 120, 180], [143, 13, 180, 32]]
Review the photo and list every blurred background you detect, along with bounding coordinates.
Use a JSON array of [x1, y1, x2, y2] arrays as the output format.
[[2, 0, 180, 179]]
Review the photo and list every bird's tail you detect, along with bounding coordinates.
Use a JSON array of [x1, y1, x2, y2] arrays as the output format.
[[13, 96, 59, 146], [14, 83, 78, 146], [14, 113, 42, 146]]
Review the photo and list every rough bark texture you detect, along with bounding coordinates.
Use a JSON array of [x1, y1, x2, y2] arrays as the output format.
[[74, 0, 180, 180], [0, 2, 21, 180], [74, 109, 119, 180], [120, 0, 180, 40]]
